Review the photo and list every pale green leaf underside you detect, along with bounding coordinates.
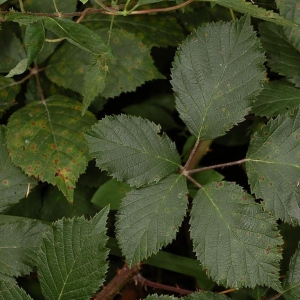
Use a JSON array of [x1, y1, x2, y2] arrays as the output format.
[[259, 22, 300, 87], [0, 281, 33, 300], [246, 109, 300, 225], [85, 115, 180, 188], [0, 126, 37, 212], [37, 208, 109, 300], [283, 242, 300, 299], [116, 174, 187, 266], [190, 182, 282, 291], [184, 291, 229, 300], [0, 220, 49, 278], [6, 95, 96, 202], [172, 15, 265, 140], [252, 80, 300, 117]]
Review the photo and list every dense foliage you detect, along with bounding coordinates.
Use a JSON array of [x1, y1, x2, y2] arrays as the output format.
[[0, 0, 300, 299]]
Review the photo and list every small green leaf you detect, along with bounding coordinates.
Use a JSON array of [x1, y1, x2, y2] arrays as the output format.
[[252, 80, 300, 117], [43, 17, 108, 55], [85, 115, 181, 187], [0, 220, 49, 277], [4, 13, 41, 26], [246, 109, 300, 224], [184, 291, 229, 300], [6, 95, 96, 202], [171, 15, 265, 139], [116, 174, 188, 266], [37, 208, 109, 300], [0, 126, 37, 212], [91, 178, 131, 210], [0, 281, 33, 300], [283, 242, 300, 299], [5, 58, 28, 78], [190, 182, 283, 291], [80, 0, 89, 3], [0, 76, 19, 118]]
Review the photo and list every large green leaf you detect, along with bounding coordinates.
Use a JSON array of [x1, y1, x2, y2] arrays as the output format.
[[0, 281, 33, 300], [83, 14, 185, 47], [85, 115, 181, 187], [246, 109, 300, 225], [171, 15, 265, 140], [0, 126, 37, 212], [252, 80, 300, 117], [283, 242, 300, 299], [184, 292, 229, 300], [6, 95, 96, 202], [43, 17, 108, 55], [0, 220, 49, 278], [190, 182, 283, 291], [144, 294, 177, 300], [37, 208, 109, 300], [259, 21, 300, 87], [116, 174, 187, 266], [0, 76, 19, 118]]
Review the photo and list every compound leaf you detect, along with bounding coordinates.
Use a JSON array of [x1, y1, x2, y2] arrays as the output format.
[[172, 15, 265, 140], [37, 208, 109, 300], [252, 80, 300, 117], [0, 219, 49, 278], [190, 182, 283, 291], [246, 109, 300, 225], [85, 115, 181, 187], [116, 174, 187, 266], [0, 126, 37, 212], [0, 76, 19, 118], [283, 242, 300, 299], [6, 95, 96, 202], [0, 281, 33, 300]]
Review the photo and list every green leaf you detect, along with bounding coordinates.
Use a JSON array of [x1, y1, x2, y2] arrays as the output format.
[[252, 80, 300, 117], [6, 95, 96, 202], [184, 291, 229, 300], [0, 281, 33, 300], [37, 208, 109, 300], [259, 21, 300, 87], [5, 59, 28, 78], [0, 23, 26, 73], [143, 294, 177, 300], [171, 15, 265, 140], [23, 0, 78, 12], [0, 126, 37, 212], [85, 115, 181, 187], [0, 220, 49, 277], [91, 178, 131, 210], [0, 76, 19, 118], [283, 242, 300, 299], [246, 109, 300, 225], [190, 182, 283, 291], [214, 0, 297, 27], [116, 174, 187, 266], [83, 14, 185, 47], [43, 17, 108, 55], [4, 12, 42, 26]]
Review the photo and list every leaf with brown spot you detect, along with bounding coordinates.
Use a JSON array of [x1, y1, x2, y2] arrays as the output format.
[[6, 95, 96, 202]]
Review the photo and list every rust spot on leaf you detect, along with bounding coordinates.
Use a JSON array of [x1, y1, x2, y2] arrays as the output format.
[[266, 246, 271, 255], [2, 180, 8, 185]]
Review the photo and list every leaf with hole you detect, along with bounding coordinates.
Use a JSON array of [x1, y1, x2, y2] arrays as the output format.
[[171, 15, 265, 140], [6, 95, 96, 202], [37, 208, 109, 300], [246, 109, 300, 225], [116, 174, 187, 266], [85, 114, 180, 187], [190, 181, 283, 291]]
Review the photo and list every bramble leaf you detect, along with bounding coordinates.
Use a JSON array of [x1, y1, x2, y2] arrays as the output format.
[[144, 295, 177, 300], [252, 80, 300, 117], [184, 291, 229, 300], [0, 220, 49, 277], [283, 242, 300, 299], [0, 281, 33, 300], [0, 76, 19, 118], [246, 109, 300, 225], [116, 174, 187, 266], [171, 15, 265, 140], [85, 115, 181, 187], [6, 95, 96, 202], [190, 182, 283, 291], [37, 208, 109, 300], [0, 126, 37, 212]]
